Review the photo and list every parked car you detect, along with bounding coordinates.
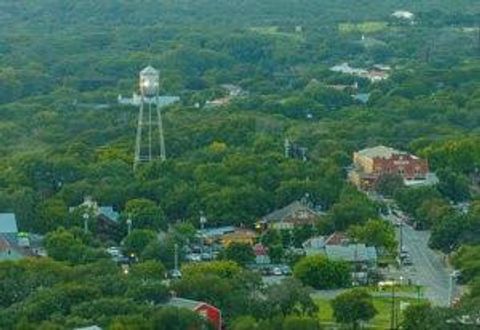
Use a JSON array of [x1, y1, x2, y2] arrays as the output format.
[[280, 265, 292, 275], [272, 267, 283, 276], [186, 253, 202, 262], [169, 269, 182, 279], [402, 257, 413, 266]]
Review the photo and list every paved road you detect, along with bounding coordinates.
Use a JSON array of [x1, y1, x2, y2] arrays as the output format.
[[387, 213, 453, 307]]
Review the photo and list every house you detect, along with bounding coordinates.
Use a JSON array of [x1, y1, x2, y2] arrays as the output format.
[[0, 213, 19, 244], [69, 197, 121, 238], [253, 243, 271, 264], [197, 226, 236, 244], [221, 229, 258, 246], [302, 232, 350, 256], [259, 200, 321, 230], [325, 243, 377, 266], [166, 297, 222, 330], [392, 10, 414, 20], [349, 145, 432, 190], [197, 226, 258, 246]]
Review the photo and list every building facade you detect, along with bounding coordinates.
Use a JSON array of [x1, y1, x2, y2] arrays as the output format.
[[350, 146, 429, 189]]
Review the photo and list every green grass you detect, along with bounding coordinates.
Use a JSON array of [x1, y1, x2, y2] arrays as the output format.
[[315, 296, 425, 329]]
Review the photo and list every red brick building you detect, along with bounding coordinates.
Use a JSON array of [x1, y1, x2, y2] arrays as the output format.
[[349, 146, 429, 189]]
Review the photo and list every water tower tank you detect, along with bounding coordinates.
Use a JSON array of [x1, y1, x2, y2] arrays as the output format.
[[139, 66, 159, 97]]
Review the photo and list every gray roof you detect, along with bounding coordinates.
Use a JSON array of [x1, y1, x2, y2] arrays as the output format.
[[303, 236, 326, 250], [140, 65, 158, 75], [356, 146, 406, 159], [0, 213, 18, 234], [74, 327, 102, 330], [197, 226, 235, 238], [262, 201, 317, 223], [166, 297, 202, 310], [99, 207, 119, 222], [325, 244, 377, 263]]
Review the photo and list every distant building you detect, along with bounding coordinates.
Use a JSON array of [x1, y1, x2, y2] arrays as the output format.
[[221, 229, 258, 246], [302, 232, 350, 256], [166, 297, 222, 330], [69, 197, 121, 239], [259, 200, 322, 230], [349, 146, 431, 190], [197, 226, 257, 246], [0, 213, 18, 242], [392, 10, 414, 20], [325, 243, 377, 266]]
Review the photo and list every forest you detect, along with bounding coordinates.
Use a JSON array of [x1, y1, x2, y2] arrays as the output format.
[[0, 0, 480, 329]]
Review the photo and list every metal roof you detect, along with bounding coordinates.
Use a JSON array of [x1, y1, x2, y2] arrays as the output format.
[[356, 146, 405, 159], [262, 201, 316, 223], [0, 213, 18, 234], [99, 207, 119, 222], [166, 297, 202, 310], [140, 65, 159, 75], [325, 244, 377, 263]]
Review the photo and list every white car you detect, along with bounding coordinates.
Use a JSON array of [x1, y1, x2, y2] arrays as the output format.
[[272, 267, 283, 276]]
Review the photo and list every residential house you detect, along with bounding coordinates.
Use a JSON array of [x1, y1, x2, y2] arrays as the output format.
[[69, 197, 121, 239], [0, 213, 18, 244], [259, 200, 321, 230], [325, 243, 377, 266], [302, 232, 350, 256], [221, 229, 258, 246], [166, 297, 222, 330]]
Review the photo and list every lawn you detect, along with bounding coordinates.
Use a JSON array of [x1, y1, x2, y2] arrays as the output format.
[[315, 296, 424, 329]]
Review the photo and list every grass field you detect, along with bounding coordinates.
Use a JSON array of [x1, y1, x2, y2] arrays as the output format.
[[315, 296, 424, 329]]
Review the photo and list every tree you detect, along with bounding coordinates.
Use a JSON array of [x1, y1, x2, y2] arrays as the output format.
[[151, 307, 206, 330], [222, 242, 255, 267], [293, 255, 351, 289], [181, 260, 242, 279], [130, 260, 166, 282], [232, 316, 259, 330], [328, 188, 378, 230], [263, 278, 318, 317], [348, 219, 397, 254], [402, 302, 438, 330], [124, 198, 166, 231], [282, 315, 321, 330], [375, 173, 404, 197], [44, 227, 104, 264], [123, 229, 158, 256], [331, 289, 377, 330]]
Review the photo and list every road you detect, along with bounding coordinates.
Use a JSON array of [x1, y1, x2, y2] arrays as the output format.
[[386, 212, 453, 307]]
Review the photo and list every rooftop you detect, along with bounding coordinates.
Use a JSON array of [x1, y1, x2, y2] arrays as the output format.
[[140, 65, 159, 75], [325, 244, 377, 263], [0, 213, 18, 234], [356, 146, 406, 159], [262, 200, 318, 223]]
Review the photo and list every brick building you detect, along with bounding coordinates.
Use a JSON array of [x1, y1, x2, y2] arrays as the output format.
[[349, 146, 429, 189]]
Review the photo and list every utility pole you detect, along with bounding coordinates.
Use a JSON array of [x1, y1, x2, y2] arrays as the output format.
[[83, 212, 89, 234], [174, 243, 179, 271], [390, 282, 396, 330], [200, 212, 207, 255]]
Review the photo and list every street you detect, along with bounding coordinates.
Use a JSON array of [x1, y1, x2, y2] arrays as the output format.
[[387, 213, 454, 307]]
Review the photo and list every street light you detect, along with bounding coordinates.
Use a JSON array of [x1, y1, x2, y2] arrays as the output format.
[[126, 218, 132, 235], [200, 212, 207, 255]]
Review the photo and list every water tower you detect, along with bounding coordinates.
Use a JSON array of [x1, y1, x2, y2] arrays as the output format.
[[134, 66, 166, 171]]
